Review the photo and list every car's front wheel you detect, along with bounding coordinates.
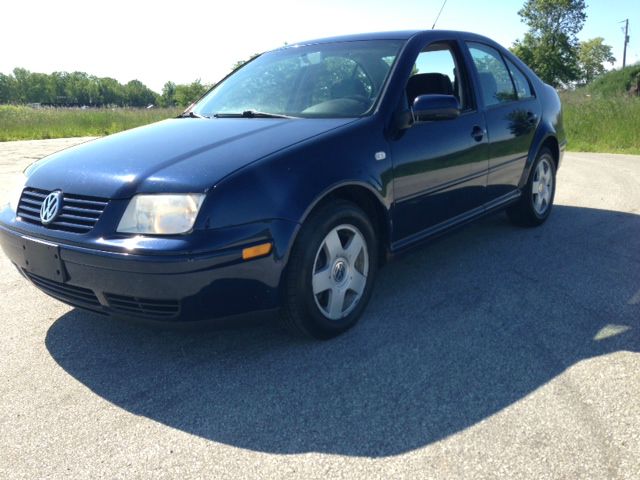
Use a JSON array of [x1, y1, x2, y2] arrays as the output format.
[[281, 200, 377, 339]]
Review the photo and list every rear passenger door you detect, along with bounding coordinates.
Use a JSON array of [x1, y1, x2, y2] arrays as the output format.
[[466, 42, 541, 201]]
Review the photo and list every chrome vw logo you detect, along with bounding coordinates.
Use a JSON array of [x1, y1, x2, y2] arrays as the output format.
[[40, 191, 63, 225], [332, 260, 347, 283]]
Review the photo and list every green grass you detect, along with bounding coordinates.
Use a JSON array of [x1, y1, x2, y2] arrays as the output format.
[[1, 96, 639, 156], [0, 105, 181, 142], [561, 91, 640, 155], [587, 64, 640, 97]]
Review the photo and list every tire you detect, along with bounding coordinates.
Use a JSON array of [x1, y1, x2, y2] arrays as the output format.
[[507, 147, 557, 227], [280, 200, 378, 339]]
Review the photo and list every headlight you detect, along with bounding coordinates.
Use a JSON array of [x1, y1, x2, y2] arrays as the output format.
[[5, 174, 27, 212], [117, 194, 205, 235]]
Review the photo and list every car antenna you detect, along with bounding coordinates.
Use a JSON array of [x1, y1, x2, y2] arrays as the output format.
[[432, 0, 449, 29]]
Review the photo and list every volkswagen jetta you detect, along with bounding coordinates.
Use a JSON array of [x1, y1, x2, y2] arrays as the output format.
[[0, 30, 565, 338]]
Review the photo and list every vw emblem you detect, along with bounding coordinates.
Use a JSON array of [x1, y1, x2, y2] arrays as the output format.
[[40, 191, 63, 225], [332, 260, 347, 283]]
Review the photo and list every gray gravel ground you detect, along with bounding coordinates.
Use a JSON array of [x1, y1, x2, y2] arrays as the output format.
[[0, 138, 638, 479]]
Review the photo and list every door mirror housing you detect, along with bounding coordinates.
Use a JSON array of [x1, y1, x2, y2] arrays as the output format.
[[412, 94, 460, 122]]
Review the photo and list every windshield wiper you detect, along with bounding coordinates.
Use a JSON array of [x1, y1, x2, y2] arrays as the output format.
[[177, 111, 209, 119], [213, 110, 297, 119]]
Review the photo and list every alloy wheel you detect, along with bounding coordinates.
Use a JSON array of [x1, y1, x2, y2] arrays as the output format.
[[532, 157, 554, 215], [311, 224, 369, 320]]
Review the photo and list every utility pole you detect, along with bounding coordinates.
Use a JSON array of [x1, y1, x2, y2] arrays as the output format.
[[622, 19, 630, 68]]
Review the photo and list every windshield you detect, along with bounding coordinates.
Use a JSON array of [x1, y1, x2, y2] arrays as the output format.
[[193, 40, 404, 119]]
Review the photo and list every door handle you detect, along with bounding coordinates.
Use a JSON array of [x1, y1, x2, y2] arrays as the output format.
[[527, 111, 538, 124], [471, 126, 485, 142]]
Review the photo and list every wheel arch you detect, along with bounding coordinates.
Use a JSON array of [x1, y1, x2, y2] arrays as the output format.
[[540, 136, 560, 167], [295, 181, 392, 267], [520, 133, 560, 189]]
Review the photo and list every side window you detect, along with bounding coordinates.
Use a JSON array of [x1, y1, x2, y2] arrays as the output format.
[[467, 43, 517, 107], [407, 43, 470, 110], [505, 59, 534, 99]]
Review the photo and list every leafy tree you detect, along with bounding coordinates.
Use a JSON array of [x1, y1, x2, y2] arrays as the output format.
[[12, 68, 32, 103], [578, 37, 616, 85], [518, 0, 586, 37], [98, 77, 125, 106], [86, 76, 102, 105], [174, 80, 210, 107], [50, 72, 70, 105], [0, 73, 15, 103], [64, 72, 91, 105], [23, 72, 52, 103], [511, 0, 587, 86], [160, 81, 177, 107], [124, 80, 157, 107]]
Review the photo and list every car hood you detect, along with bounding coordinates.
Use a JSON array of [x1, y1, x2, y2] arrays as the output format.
[[25, 117, 358, 199]]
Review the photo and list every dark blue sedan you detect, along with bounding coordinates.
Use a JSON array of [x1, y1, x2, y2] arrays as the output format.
[[0, 30, 565, 338]]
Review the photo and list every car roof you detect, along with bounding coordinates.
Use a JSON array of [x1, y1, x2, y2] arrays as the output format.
[[284, 30, 496, 48]]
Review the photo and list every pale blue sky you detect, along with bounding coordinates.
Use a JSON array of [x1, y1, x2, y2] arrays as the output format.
[[1, 0, 637, 92]]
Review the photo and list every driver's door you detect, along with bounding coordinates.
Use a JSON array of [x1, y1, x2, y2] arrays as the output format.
[[391, 40, 489, 244]]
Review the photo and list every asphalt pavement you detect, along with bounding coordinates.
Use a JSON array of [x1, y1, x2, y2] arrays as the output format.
[[0, 138, 638, 479]]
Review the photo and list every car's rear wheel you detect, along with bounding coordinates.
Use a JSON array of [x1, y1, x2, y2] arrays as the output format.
[[507, 147, 556, 226], [281, 200, 377, 339]]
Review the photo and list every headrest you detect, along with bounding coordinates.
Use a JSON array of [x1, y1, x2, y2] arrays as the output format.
[[407, 73, 453, 103]]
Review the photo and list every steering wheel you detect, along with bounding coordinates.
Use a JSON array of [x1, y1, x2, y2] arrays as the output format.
[[343, 95, 371, 107]]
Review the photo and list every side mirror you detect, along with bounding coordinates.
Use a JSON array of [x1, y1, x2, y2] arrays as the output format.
[[412, 94, 460, 122]]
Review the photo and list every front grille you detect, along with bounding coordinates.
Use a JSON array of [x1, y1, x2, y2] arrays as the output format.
[[17, 188, 109, 234], [24, 271, 103, 311], [105, 293, 180, 319]]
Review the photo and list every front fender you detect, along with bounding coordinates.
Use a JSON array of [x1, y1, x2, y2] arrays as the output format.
[[197, 117, 392, 230]]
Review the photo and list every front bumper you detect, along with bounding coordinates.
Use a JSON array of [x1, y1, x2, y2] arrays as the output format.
[[0, 219, 298, 323]]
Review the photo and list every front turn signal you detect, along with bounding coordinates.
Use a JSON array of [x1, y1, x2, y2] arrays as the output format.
[[242, 242, 273, 261]]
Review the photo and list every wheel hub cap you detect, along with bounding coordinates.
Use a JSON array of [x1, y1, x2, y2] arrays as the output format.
[[332, 259, 349, 284], [312, 224, 369, 321], [532, 157, 554, 216]]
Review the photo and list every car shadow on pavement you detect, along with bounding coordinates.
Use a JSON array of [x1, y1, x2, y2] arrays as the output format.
[[45, 205, 640, 457]]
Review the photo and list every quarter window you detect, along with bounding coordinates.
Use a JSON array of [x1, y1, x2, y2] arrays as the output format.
[[467, 43, 516, 107], [505, 59, 534, 99]]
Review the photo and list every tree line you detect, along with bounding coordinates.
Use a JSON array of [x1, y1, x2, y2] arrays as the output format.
[[0, 53, 263, 108], [0, 68, 214, 108]]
